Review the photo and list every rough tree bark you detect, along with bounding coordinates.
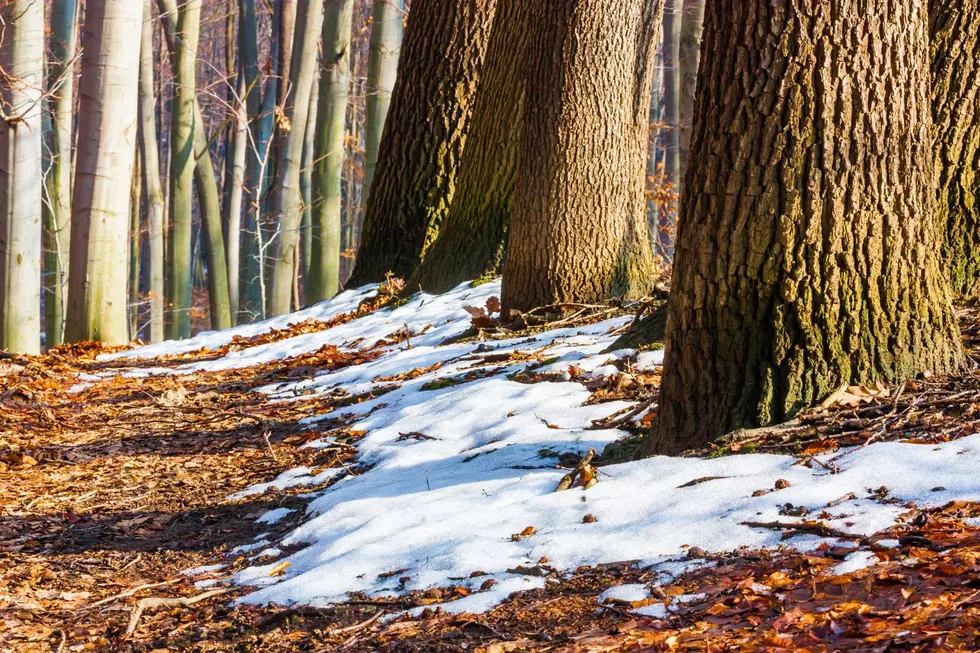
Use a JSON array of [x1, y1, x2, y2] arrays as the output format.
[[0, 0, 44, 353], [411, 0, 529, 293], [42, 0, 77, 348], [139, 0, 166, 343], [361, 0, 404, 210], [931, 0, 980, 299], [308, 0, 354, 303], [347, 0, 497, 285], [270, 0, 324, 316], [652, 0, 965, 454], [677, 0, 704, 200], [65, 0, 142, 344], [501, 0, 661, 311]]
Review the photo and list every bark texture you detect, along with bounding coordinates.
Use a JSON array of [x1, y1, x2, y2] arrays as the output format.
[[347, 0, 496, 285], [501, 0, 661, 311], [411, 0, 528, 293], [66, 0, 142, 344], [653, 0, 964, 454], [0, 0, 43, 353], [931, 0, 980, 299]]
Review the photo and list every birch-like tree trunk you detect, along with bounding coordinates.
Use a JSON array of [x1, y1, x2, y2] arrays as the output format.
[[226, 73, 248, 322], [65, 0, 142, 344], [308, 0, 354, 303], [299, 78, 318, 285], [0, 0, 43, 353], [677, 0, 704, 200], [269, 0, 324, 316], [362, 0, 403, 208], [659, 0, 682, 254], [139, 0, 166, 343], [42, 0, 77, 348]]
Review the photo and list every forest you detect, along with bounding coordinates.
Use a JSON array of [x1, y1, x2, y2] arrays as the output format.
[[3, 0, 980, 650]]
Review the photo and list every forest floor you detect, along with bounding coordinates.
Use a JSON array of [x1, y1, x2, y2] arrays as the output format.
[[4, 284, 980, 651]]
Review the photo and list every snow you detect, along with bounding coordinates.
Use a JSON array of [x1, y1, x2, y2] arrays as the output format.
[[256, 508, 295, 525], [831, 550, 879, 576], [107, 279, 980, 614]]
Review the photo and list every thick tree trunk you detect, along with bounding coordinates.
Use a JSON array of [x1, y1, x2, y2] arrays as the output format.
[[65, 0, 142, 344], [361, 0, 404, 210], [158, 0, 232, 334], [500, 0, 661, 311], [139, 0, 166, 344], [411, 0, 529, 293], [677, 0, 704, 204], [931, 0, 980, 299], [42, 0, 77, 349], [270, 0, 324, 316], [653, 0, 965, 454], [347, 0, 496, 285], [0, 0, 43, 354], [308, 0, 354, 303]]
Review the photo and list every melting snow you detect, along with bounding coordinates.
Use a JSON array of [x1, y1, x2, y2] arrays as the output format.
[[109, 279, 980, 613]]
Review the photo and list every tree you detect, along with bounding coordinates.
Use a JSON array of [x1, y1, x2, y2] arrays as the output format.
[[269, 0, 324, 316], [677, 0, 704, 198], [362, 0, 404, 208], [158, 0, 232, 335], [932, 0, 980, 299], [308, 0, 354, 303], [65, 0, 142, 344], [42, 0, 77, 348], [347, 0, 497, 286], [500, 0, 662, 311], [659, 0, 681, 252], [410, 0, 528, 293], [652, 0, 964, 454], [139, 0, 166, 343], [0, 0, 43, 354]]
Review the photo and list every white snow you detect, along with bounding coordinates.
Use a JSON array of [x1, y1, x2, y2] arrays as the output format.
[[831, 550, 879, 576], [105, 279, 980, 614], [256, 508, 295, 525]]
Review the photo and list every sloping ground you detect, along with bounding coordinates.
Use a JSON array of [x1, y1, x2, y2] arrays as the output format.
[[3, 281, 980, 651]]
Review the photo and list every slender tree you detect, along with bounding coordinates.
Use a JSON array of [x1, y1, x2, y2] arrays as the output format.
[[299, 79, 318, 284], [308, 0, 354, 303], [226, 73, 248, 322], [677, 0, 704, 199], [0, 0, 44, 354], [129, 151, 141, 339], [269, 0, 324, 316], [658, 0, 681, 253], [65, 0, 142, 344], [158, 0, 232, 334], [42, 0, 77, 348], [501, 0, 662, 311], [932, 0, 980, 299], [411, 0, 529, 292], [139, 0, 166, 343], [347, 0, 497, 285], [362, 0, 404, 208], [652, 0, 964, 454]]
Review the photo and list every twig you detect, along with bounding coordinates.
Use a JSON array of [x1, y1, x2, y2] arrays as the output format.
[[589, 397, 656, 430], [124, 588, 231, 636], [740, 520, 869, 544], [78, 578, 177, 612], [326, 609, 386, 636], [555, 448, 595, 491]]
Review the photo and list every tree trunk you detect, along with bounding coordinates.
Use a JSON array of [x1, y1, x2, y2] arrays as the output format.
[[931, 0, 980, 299], [361, 0, 404, 210], [226, 73, 248, 323], [500, 0, 661, 311], [347, 0, 497, 286], [308, 0, 354, 304], [658, 0, 681, 255], [300, 79, 318, 286], [42, 0, 77, 349], [677, 0, 704, 203], [139, 0, 166, 344], [269, 0, 324, 316], [0, 0, 43, 354], [129, 151, 142, 340], [65, 0, 142, 344], [410, 0, 529, 293], [158, 0, 232, 334], [652, 0, 965, 454]]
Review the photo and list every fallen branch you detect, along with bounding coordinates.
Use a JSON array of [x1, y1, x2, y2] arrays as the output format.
[[125, 588, 231, 636], [740, 520, 869, 544], [555, 448, 596, 491], [326, 609, 386, 636], [78, 578, 178, 612], [589, 397, 656, 430]]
